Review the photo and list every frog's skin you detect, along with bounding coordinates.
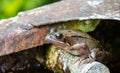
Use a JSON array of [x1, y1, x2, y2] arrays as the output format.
[[45, 29, 108, 62]]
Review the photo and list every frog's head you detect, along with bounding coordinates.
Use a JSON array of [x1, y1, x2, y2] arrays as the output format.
[[45, 30, 71, 52], [45, 28, 68, 48]]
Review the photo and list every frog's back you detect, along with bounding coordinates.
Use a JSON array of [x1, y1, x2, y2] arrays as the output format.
[[58, 29, 101, 50]]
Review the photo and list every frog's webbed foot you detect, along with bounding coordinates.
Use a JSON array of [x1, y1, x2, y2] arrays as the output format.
[[89, 49, 98, 61], [73, 57, 94, 68], [89, 49, 110, 63], [78, 58, 94, 66]]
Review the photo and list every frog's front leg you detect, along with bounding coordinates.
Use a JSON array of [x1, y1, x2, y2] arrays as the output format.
[[68, 42, 89, 57]]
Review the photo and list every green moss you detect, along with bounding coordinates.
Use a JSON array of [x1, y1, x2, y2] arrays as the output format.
[[62, 20, 100, 32]]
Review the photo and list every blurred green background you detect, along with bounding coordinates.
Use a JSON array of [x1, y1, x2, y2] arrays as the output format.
[[0, 0, 60, 19]]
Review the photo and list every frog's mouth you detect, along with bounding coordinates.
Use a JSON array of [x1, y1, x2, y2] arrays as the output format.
[[45, 32, 71, 52]]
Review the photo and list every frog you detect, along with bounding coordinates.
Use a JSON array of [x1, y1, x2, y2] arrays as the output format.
[[44, 29, 109, 62]]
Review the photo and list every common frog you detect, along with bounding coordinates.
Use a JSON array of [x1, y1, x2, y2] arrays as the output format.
[[45, 29, 109, 62]]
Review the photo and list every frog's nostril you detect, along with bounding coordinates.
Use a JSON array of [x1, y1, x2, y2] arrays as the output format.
[[55, 33, 63, 39]]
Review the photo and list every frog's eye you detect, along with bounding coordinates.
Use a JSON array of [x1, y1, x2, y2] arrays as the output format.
[[55, 32, 63, 39]]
